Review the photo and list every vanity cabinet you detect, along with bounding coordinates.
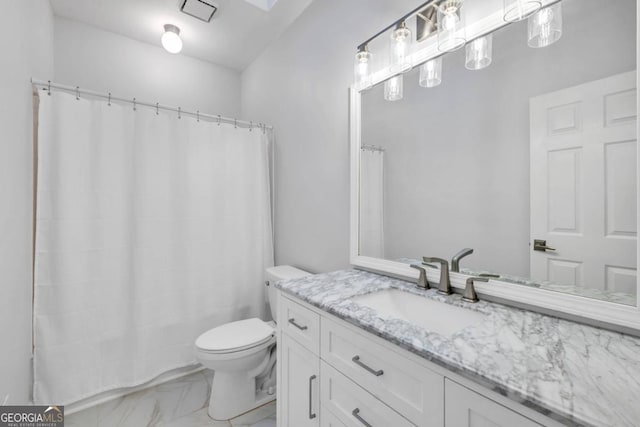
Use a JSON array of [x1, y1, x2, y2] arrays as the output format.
[[444, 380, 542, 427], [278, 292, 560, 427], [278, 333, 319, 427]]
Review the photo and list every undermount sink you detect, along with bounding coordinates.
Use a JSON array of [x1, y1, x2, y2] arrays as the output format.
[[352, 289, 487, 338]]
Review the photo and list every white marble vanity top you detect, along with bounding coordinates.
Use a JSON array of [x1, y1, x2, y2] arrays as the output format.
[[274, 269, 640, 427]]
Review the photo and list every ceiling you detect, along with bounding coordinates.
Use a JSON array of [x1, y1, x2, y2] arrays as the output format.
[[50, 0, 314, 71]]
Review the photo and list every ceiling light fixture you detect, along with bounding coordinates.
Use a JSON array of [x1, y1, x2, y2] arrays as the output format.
[[419, 57, 443, 88], [384, 75, 404, 101], [162, 24, 183, 54]]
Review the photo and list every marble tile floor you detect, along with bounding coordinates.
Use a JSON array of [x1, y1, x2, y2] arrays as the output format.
[[64, 369, 276, 427]]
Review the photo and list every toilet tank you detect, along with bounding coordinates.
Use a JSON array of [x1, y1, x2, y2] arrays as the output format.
[[266, 265, 311, 323]]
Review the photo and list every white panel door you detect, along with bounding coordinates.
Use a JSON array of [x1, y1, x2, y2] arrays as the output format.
[[444, 379, 542, 427], [279, 333, 320, 427], [530, 71, 637, 293]]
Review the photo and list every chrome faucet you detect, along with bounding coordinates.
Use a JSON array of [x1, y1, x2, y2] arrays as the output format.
[[462, 277, 489, 303], [422, 257, 451, 295], [410, 264, 430, 289], [451, 248, 473, 273]]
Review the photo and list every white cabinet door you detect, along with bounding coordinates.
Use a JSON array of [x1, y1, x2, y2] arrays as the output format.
[[445, 379, 541, 427], [530, 71, 637, 292], [279, 333, 320, 427], [320, 406, 348, 427]]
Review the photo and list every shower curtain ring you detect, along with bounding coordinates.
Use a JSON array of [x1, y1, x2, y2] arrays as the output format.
[[156, 103, 159, 115], [47, 80, 51, 96], [250, 121, 253, 131], [75, 86, 80, 100], [108, 92, 111, 106], [197, 110, 200, 122], [217, 115, 221, 126], [133, 98, 137, 111], [234, 119, 237, 129], [178, 107, 182, 119]]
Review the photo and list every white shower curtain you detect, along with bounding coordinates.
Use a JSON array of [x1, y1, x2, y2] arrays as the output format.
[[359, 149, 385, 258], [33, 91, 274, 405]]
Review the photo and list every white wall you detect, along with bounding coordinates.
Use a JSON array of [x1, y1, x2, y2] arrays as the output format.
[[54, 17, 242, 118], [0, 0, 54, 404], [241, 0, 418, 273]]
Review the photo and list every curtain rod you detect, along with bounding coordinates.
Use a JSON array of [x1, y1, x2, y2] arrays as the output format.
[[31, 79, 274, 132]]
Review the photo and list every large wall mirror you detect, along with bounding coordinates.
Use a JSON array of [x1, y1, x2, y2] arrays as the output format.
[[351, 0, 640, 330]]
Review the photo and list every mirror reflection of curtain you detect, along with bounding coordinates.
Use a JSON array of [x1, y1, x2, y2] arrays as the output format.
[[360, 148, 385, 258]]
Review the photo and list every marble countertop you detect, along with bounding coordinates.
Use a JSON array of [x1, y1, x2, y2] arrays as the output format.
[[275, 269, 640, 427]]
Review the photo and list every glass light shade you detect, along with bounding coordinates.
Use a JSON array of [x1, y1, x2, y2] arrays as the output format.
[[354, 48, 373, 89], [465, 34, 493, 70], [503, 0, 542, 22], [384, 75, 403, 101], [528, 3, 562, 48], [161, 24, 182, 54], [389, 22, 412, 73], [419, 57, 442, 88], [437, 0, 466, 52]]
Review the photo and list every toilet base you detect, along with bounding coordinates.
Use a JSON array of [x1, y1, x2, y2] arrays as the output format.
[[208, 371, 276, 421]]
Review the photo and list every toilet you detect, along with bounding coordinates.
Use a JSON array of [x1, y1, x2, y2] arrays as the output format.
[[195, 265, 311, 421]]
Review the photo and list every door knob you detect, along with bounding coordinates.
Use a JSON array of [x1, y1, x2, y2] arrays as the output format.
[[533, 239, 556, 252]]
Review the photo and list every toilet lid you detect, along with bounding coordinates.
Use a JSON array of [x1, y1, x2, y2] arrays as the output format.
[[196, 318, 275, 353]]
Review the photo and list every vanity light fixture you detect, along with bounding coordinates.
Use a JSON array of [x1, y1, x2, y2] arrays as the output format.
[[384, 75, 404, 101], [162, 24, 183, 54], [528, 3, 562, 48], [465, 34, 493, 70], [355, 45, 373, 89], [419, 57, 442, 88], [390, 21, 413, 73], [503, 0, 542, 22], [437, 0, 466, 52]]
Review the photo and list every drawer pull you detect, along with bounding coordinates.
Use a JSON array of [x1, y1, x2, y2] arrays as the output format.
[[352, 408, 372, 427], [288, 318, 308, 331], [352, 355, 384, 376], [308, 375, 317, 419]]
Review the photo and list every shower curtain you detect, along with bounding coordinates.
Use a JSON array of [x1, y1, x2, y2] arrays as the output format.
[[359, 149, 385, 258], [33, 91, 274, 405]]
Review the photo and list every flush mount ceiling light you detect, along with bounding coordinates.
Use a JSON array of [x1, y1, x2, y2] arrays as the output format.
[[503, 0, 542, 23], [162, 24, 183, 54]]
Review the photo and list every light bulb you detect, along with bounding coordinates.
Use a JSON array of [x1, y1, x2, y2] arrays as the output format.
[[162, 24, 183, 54], [354, 47, 372, 89], [437, 1, 466, 52], [389, 22, 412, 73]]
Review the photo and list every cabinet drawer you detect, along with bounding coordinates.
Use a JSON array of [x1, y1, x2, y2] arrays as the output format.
[[321, 361, 415, 427], [321, 317, 443, 427], [279, 295, 320, 354], [445, 379, 542, 427]]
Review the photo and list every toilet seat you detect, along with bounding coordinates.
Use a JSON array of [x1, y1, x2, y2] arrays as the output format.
[[196, 318, 275, 354]]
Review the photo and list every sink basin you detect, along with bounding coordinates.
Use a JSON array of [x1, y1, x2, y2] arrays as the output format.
[[352, 289, 487, 338]]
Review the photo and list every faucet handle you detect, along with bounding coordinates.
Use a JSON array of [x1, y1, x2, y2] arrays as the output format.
[[422, 257, 448, 266], [451, 248, 474, 273], [410, 264, 430, 289], [462, 277, 489, 303]]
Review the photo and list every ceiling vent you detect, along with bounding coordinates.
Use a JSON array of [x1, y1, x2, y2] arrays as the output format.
[[180, 0, 217, 23]]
